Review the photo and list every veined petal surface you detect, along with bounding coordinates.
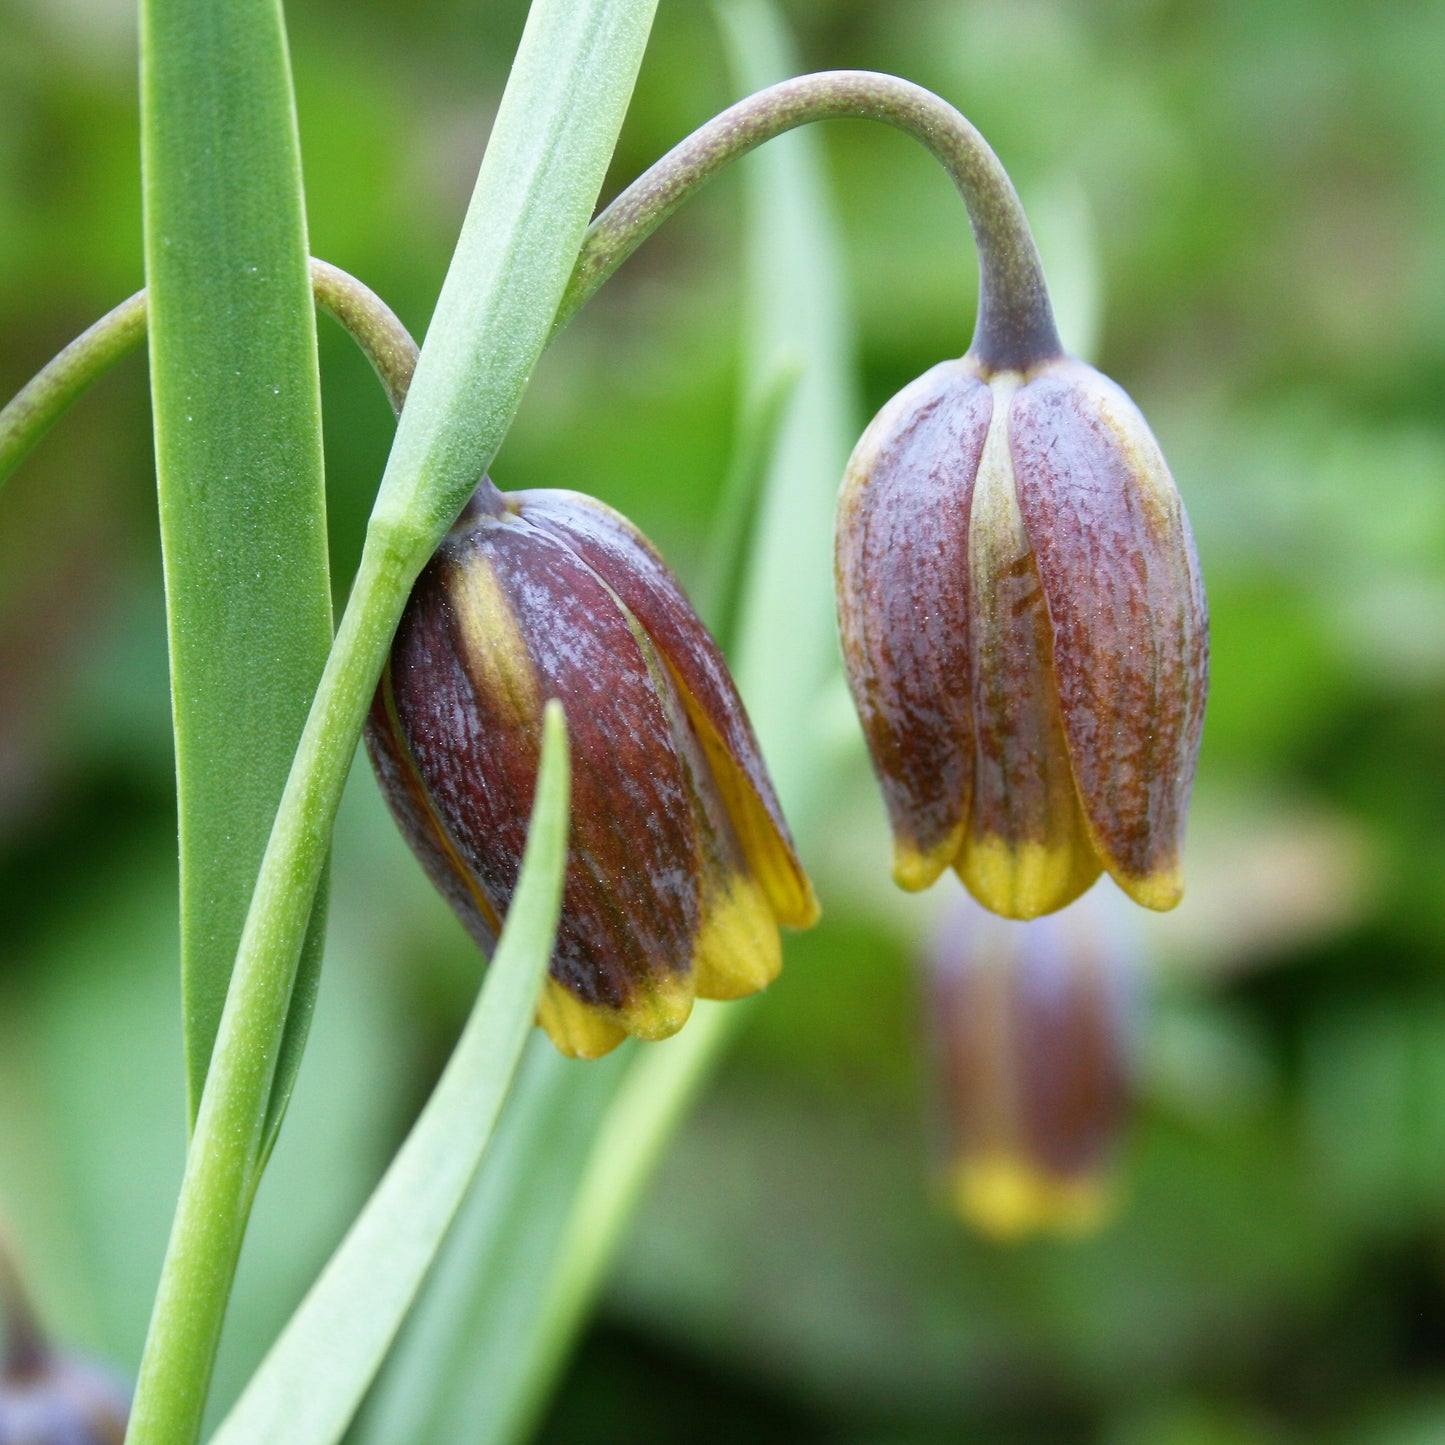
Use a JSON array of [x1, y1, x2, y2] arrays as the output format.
[[1009, 360, 1208, 909], [386, 513, 701, 1028], [835, 360, 991, 891], [960, 374, 1101, 920], [521, 489, 815, 926]]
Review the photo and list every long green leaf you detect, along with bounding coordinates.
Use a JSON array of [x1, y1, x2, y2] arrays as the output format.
[[356, 7, 858, 1440], [208, 705, 570, 1445], [368, 0, 661, 548], [353, 1037, 630, 1445], [128, 5, 660, 1439], [722, 0, 861, 811], [140, 0, 333, 1137]]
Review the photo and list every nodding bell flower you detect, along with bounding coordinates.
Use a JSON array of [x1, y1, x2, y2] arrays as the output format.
[[1, 1239, 130, 1444], [836, 119, 1207, 932], [837, 349, 1208, 920], [924, 883, 1141, 1241], [366, 479, 818, 1061]]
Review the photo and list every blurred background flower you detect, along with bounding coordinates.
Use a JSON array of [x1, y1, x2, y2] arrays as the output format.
[[1, 0, 1442, 1441], [922, 882, 1141, 1243]]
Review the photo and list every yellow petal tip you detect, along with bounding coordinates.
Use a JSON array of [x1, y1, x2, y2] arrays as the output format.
[[958, 835, 1100, 920], [620, 972, 695, 1042], [892, 838, 955, 893], [950, 1155, 1115, 1242], [1116, 866, 1184, 912], [785, 876, 823, 932], [693, 874, 784, 1001], [537, 972, 695, 1057], [537, 980, 629, 1060]]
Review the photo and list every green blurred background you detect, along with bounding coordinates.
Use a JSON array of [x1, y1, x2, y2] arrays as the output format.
[[3, 1, 1445, 1441]]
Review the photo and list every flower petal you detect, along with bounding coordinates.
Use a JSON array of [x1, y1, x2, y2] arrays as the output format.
[[927, 887, 1137, 1239], [639, 620, 788, 1001], [835, 360, 992, 891], [521, 489, 817, 927], [535, 979, 628, 1061], [691, 872, 783, 1001], [1009, 361, 1209, 909], [959, 375, 1101, 919], [387, 512, 703, 1044], [950, 1154, 1112, 1241], [366, 669, 503, 954]]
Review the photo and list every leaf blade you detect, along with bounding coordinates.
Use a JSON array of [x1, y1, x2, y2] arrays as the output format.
[[355, 7, 860, 1440], [209, 704, 571, 1445], [140, 0, 334, 1134]]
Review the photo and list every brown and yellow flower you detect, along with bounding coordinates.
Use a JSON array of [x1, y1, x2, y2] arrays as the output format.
[[925, 883, 1141, 1241], [836, 353, 1208, 920], [366, 479, 818, 1060]]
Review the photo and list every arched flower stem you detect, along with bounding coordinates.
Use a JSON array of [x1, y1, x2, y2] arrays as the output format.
[[2, 72, 1055, 487], [559, 69, 1062, 373], [0, 291, 147, 486], [0, 260, 418, 494]]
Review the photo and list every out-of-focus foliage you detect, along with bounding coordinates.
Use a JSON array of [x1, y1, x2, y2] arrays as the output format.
[[2, 0, 1444, 1440]]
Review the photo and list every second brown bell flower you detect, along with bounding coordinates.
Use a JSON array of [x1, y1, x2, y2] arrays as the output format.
[[836, 353, 1208, 920], [367, 479, 818, 1060], [924, 882, 1141, 1240]]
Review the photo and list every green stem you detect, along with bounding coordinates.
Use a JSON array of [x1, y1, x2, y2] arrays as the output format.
[[47, 268, 410, 1445], [3, 71, 1045, 492], [126, 526, 419, 1445], [0, 291, 147, 485], [309, 259, 418, 416], [129, 0, 657, 1436], [0, 262, 416, 496], [5, 59, 1032, 1445], [558, 69, 1061, 372]]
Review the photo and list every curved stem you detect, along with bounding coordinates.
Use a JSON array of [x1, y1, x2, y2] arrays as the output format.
[[118, 276, 418, 1445], [127, 526, 418, 1445], [0, 264, 421, 1445], [0, 292, 147, 486], [559, 70, 1061, 372], [309, 259, 418, 417], [0, 260, 418, 495]]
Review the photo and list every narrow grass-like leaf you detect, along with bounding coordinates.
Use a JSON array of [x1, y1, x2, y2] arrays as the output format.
[[695, 353, 802, 642], [721, 0, 861, 815], [129, 7, 659, 1438], [357, 8, 858, 1441], [210, 704, 570, 1445], [354, 1037, 629, 1445], [140, 0, 333, 1136], [368, 0, 661, 549]]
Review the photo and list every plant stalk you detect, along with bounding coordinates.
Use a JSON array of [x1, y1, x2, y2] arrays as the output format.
[[5, 58, 1041, 1443], [3, 67, 1039, 498], [0, 262, 415, 497], [126, 527, 417, 1445], [127, 1, 657, 1437], [558, 69, 1060, 371]]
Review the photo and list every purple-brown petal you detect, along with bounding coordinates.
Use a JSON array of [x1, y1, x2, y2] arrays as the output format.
[[925, 885, 1139, 1239], [519, 488, 816, 927], [386, 513, 703, 1024], [1009, 360, 1208, 909], [959, 375, 1102, 919], [835, 359, 992, 891], [365, 669, 503, 955]]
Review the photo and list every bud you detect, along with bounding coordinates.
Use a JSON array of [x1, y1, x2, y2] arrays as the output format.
[[836, 353, 1207, 919], [924, 883, 1141, 1241], [2, 1241, 130, 1444], [367, 480, 818, 1060]]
